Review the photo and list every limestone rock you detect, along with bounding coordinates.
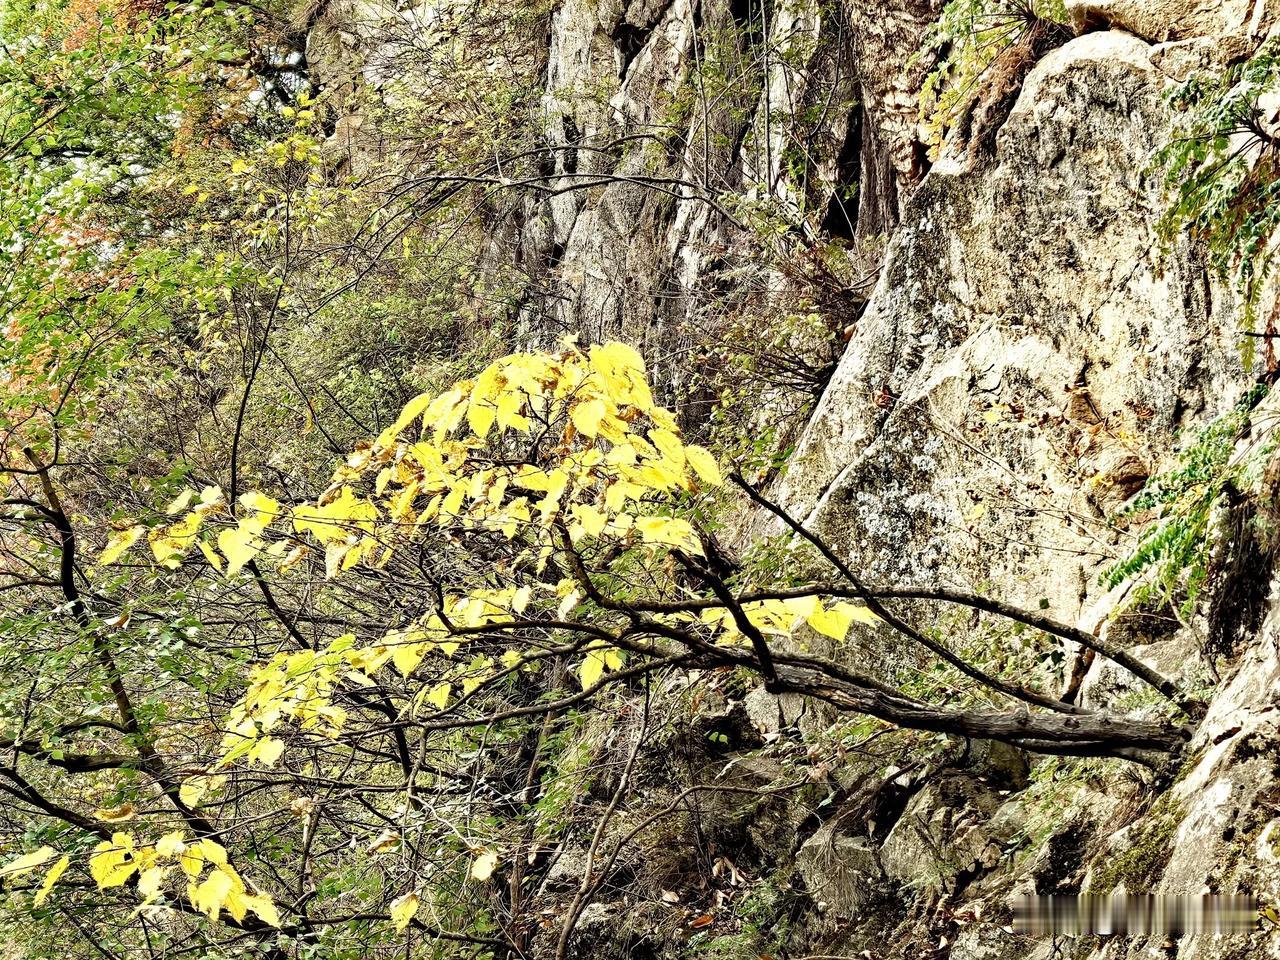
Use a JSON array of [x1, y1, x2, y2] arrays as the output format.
[[880, 774, 1004, 892], [1066, 0, 1278, 43], [961, 740, 1032, 791], [797, 825, 885, 918], [743, 687, 809, 735], [772, 31, 1247, 619], [949, 924, 1050, 960]]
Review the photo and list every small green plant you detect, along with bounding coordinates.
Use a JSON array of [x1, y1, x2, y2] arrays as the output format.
[[1154, 41, 1280, 360], [1088, 798, 1183, 895], [1103, 384, 1272, 616], [915, 0, 1069, 156]]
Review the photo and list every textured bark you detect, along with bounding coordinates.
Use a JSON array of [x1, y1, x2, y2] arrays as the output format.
[[843, 0, 940, 233]]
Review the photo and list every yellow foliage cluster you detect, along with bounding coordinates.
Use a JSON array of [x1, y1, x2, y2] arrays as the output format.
[[0, 833, 278, 927], [702, 596, 880, 643], [99, 341, 715, 576], [99, 342, 877, 772], [75, 342, 887, 936]]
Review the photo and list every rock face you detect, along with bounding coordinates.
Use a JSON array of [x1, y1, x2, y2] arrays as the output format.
[[1067, 0, 1279, 43], [879, 775, 1003, 892], [757, 23, 1280, 960], [513, 0, 870, 392], [309, 0, 943, 405], [796, 827, 884, 917], [776, 31, 1247, 615]]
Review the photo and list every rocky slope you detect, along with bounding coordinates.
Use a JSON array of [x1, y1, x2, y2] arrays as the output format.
[[311, 1, 1280, 957]]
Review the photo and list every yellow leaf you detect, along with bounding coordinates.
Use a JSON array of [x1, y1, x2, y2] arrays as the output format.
[[807, 602, 879, 641], [165, 490, 195, 515], [578, 648, 606, 689], [649, 429, 686, 468], [512, 586, 532, 614], [33, 855, 69, 905], [243, 893, 280, 927], [425, 682, 451, 710], [392, 642, 426, 678], [570, 398, 608, 438], [218, 526, 260, 576], [177, 847, 205, 879], [635, 516, 702, 555], [588, 341, 651, 409], [461, 659, 491, 696], [569, 504, 608, 538], [248, 737, 285, 767], [138, 865, 167, 900], [223, 885, 249, 922], [239, 491, 282, 530], [155, 832, 187, 858], [441, 481, 466, 520], [470, 850, 499, 882], [390, 891, 419, 932], [367, 830, 401, 854], [467, 364, 503, 438], [558, 589, 581, 620], [495, 388, 530, 432], [150, 512, 205, 568], [99, 526, 145, 566], [292, 488, 378, 544], [90, 833, 137, 888], [180, 778, 209, 808], [198, 539, 225, 572], [192, 839, 228, 868], [806, 603, 854, 641], [376, 391, 434, 448], [424, 385, 468, 441], [779, 595, 821, 620], [94, 803, 136, 823], [684, 445, 722, 486], [835, 601, 880, 626], [0, 846, 55, 880], [192, 868, 233, 919], [605, 479, 644, 512]]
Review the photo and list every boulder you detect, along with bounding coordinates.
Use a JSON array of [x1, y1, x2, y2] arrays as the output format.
[[743, 686, 809, 735], [880, 774, 1004, 892], [796, 825, 886, 917], [1065, 0, 1278, 43]]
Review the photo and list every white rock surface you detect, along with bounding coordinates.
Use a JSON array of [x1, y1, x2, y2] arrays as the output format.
[[774, 31, 1247, 622]]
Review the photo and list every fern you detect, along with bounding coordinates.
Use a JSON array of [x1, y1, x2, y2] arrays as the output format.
[[1103, 384, 1271, 617], [1153, 42, 1280, 347]]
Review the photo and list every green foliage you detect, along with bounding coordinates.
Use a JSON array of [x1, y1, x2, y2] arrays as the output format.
[[1154, 41, 1280, 344], [916, 0, 1068, 154], [1103, 384, 1272, 616], [0, 0, 260, 456]]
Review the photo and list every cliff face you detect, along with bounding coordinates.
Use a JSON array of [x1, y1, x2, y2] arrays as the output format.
[[780, 30, 1243, 607], [310, 1, 1280, 957]]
